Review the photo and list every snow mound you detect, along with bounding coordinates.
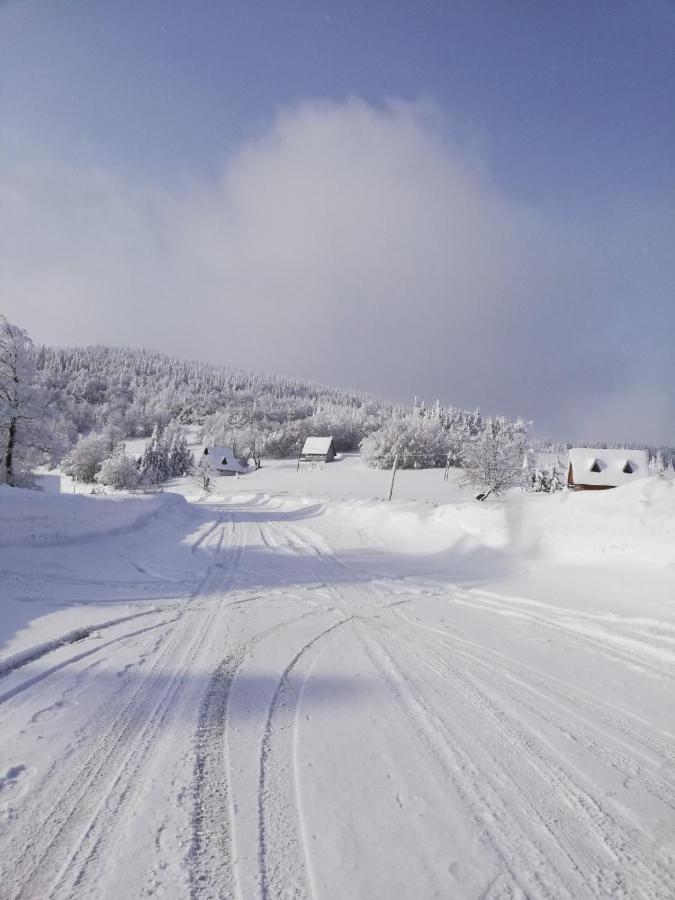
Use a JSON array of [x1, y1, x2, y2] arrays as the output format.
[[325, 478, 675, 566], [0, 486, 190, 546], [521, 477, 675, 565], [324, 496, 509, 556]]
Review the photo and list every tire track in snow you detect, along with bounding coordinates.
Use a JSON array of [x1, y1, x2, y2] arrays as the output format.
[[269, 522, 570, 898], [59, 515, 243, 899], [394, 611, 675, 811], [0, 607, 167, 680], [267, 515, 675, 900], [0, 614, 179, 722], [438, 590, 675, 681], [260, 519, 543, 897], [357, 629, 566, 900], [188, 517, 330, 900], [1, 513, 234, 900], [396, 612, 675, 766], [257, 614, 351, 900], [374, 620, 675, 899]]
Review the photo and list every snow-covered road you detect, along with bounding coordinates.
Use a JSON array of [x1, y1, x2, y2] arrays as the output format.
[[1, 491, 674, 899]]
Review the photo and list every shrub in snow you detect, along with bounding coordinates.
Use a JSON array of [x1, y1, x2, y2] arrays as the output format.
[[95, 447, 142, 490], [461, 418, 527, 499], [62, 433, 112, 483], [526, 465, 563, 493]]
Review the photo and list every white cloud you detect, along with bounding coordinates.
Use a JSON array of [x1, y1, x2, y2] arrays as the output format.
[[1, 99, 672, 443]]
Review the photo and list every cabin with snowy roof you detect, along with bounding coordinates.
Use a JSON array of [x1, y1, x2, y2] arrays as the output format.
[[202, 445, 248, 475], [567, 448, 649, 490], [298, 436, 337, 465]]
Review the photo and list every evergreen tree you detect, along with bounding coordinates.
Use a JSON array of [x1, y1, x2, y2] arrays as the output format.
[[139, 423, 171, 483], [167, 429, 193, 476]]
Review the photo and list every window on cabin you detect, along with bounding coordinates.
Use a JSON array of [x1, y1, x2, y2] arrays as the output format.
[[590, 460, 601, 472], [623, 461, 634, 474], [221, 457, 228, 466]]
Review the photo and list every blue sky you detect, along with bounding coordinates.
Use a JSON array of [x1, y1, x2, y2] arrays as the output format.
[[1, 1, 674, 442]]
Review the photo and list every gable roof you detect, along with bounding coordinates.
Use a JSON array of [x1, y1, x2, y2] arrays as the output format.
[[567, 447, 649, 487], [203, 445, 248, 472], [301, 436, 335, 456]]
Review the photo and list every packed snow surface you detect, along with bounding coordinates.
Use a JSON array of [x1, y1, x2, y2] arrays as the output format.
[[0, 459, 674, 899]]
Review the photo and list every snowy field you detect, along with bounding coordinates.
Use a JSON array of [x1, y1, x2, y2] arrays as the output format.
[[1, 457, 674, 899]]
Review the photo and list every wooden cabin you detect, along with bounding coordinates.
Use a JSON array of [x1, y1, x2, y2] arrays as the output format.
[[202, 445, 248, 476], [298, 436, 337, 465], [567, 448, 649, 490]]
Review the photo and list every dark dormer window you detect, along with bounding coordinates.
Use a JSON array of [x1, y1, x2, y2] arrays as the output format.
[[590, 459, 601, 473], [221, 457, 228, 466], [623, 461, 634, 474]]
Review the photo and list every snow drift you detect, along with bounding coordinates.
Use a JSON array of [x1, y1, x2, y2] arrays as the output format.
[[325, 477, 675, 567], [0, 485, 191, 546]]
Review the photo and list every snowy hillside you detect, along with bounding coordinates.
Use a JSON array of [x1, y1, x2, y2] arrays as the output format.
[[1, 466, 674, 898]]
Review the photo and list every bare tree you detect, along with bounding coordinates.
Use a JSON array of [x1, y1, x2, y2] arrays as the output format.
[[0, 316, 54, 485]]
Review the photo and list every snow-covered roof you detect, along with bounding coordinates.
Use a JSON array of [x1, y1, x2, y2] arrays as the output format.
[[567, 447, 649, 488], [203, 446, 248, 473], [301, 436, 335, 455]]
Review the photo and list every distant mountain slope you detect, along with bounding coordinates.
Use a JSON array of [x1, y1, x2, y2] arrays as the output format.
[[35, 344, 483, 455]]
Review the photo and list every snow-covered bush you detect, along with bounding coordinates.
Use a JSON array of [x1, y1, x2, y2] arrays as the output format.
[[95, 447, 142, 490], [62, 433, 111, 483], [526, 465, 563, 493], [461, 418, 527, 499], [360, 417, 450, 469]]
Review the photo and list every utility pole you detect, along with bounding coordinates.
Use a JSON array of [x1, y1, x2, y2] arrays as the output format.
[[388, 453, 399, 501], [443, 452, 451, 483]]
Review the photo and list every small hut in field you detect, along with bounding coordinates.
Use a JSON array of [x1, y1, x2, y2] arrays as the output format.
[[298, 437, 337, 466], [567, 448, 649, 490]]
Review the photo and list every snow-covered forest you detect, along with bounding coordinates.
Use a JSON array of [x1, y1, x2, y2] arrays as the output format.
[[31, 338, 527, 480], [1, 317, 673, 491]]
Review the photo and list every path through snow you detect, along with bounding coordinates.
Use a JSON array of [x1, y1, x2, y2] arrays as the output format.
[[0, 491, 673, 899]]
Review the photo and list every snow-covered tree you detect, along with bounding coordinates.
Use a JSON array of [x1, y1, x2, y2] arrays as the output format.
[[139, 423, 171, 483], [196, 453, 213, 490], [0, 316, 54, 485], [167, 428, 194, 476], [361, 416, 449, 469], [461, 418, 527, 500], [95, 446, 142, 490]]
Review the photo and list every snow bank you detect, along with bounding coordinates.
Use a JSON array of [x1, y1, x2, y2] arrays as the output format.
[[325, 478, 675, 566], [520, 477, 675, 565], [0, 486, 190, 546], [324, 496, 509, 556]]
